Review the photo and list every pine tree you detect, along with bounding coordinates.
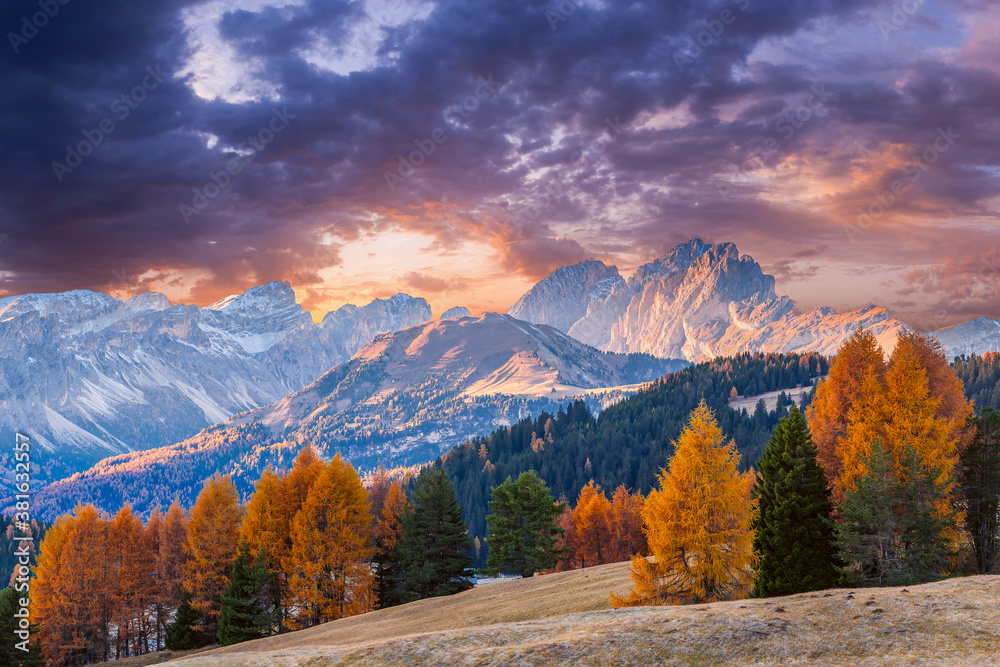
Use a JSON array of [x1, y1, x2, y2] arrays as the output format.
[[395, 468, 474, 603], [486, 470, 566, 577], [957, 407, 1000, 574], [165, 593, 208, 651], [751, 406, 839, 597], [836, 441, 956, 587], [0, 586, 42, 666], [218, 542, 274, 646], [612, 401, 755, 606]]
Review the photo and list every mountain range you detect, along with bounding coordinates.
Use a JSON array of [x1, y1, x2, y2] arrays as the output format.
[[0, 283, 430, 483], [3, 239, 998, 513], [32, 314, 684, 519]]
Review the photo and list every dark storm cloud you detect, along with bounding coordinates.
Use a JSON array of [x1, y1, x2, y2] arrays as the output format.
[[1, 0, 998, 320]]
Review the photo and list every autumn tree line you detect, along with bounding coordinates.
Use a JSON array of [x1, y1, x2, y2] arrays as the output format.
[[20, 444, 645, 666], [8, 335, 1000, 665], [612, 331, 1000, 606]]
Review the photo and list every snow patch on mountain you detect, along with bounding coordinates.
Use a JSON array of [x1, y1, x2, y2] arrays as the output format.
[[440, 306, 471, 319]]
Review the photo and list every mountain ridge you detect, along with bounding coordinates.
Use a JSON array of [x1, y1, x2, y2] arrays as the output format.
[[0, 282, 432, 485], [510, 240, 913, 361], [30, 313, 686, 519]]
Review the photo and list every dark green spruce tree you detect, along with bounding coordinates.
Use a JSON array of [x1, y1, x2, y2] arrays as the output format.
[[0, 587, 42, 666], [395, 468, 475, 603], [218, 542, 275, 646], [751, 406, 840, 597], [165, 593, 208, 651], [957, 407, 1000, 574], [486, 470, 567, 577], [836, 441, 955, 587]]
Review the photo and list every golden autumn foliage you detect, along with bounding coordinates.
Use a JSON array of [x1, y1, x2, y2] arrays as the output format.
[[807, 329, 886, 501], [287, 454, 375, 628], [612, 401, 755, 607], [240, 466, 284, 573], [554, 482, 646, 572], [609, 484, 647, 563], [808, 330, 971, 500], [155, 500, 189, 641], [34, 513, 77, 666], [184, 474, 243, 636], [373, 480, 409, 560], [572, 481, 612, 567]]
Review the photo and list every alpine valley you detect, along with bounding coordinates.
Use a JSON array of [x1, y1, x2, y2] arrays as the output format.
[[5, 240, 998, 518]]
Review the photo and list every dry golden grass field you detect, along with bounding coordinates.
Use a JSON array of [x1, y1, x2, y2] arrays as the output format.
[[158, 562, 1000, 666]]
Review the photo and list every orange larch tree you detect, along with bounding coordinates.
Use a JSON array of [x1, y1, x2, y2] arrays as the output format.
[[288, 455, 374, 628], [109, 505, 155, 658], [806, 328, 887, 501], [608, 485, 647, 563], [841, 335, 960, 495], [156, 499, 189, 643], [33, 513, 75, 666], [573, 481, 612, 568], [184, 474, 243, 638], [612, 401, 755, 607], [372, 479, 410, 608]]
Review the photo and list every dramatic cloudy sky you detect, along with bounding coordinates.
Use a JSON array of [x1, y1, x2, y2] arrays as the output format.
[[2, 0, 998, 328]]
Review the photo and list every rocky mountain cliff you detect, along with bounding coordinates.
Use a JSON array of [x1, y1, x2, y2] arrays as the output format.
[[32, 313, 686, 519], [0, 283, 430, 482], [510, 240, 907, 361]]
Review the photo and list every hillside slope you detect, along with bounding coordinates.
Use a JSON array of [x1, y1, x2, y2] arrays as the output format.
[[169, 564, 1000, 666]]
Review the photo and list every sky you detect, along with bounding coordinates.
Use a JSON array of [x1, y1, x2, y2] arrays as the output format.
[[1, 0, 999, 329]]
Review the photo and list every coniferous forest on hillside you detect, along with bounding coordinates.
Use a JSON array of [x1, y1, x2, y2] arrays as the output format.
[[439, 351, 829, 566]]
